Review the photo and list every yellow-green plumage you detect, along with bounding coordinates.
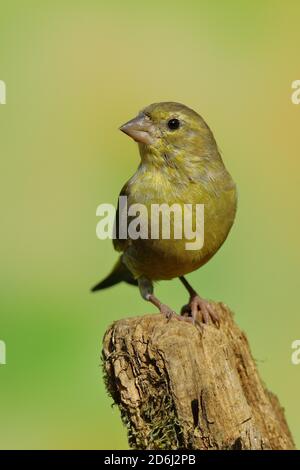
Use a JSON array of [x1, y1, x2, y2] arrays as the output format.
[[115, 102, 237, 280], [92, 102, 237, 324]]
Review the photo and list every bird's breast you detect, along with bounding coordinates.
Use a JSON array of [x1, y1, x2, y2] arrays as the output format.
[[123, 168, 237, 280]]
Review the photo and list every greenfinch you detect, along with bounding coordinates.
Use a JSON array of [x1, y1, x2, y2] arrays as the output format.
[[92, 102, 237, 326]]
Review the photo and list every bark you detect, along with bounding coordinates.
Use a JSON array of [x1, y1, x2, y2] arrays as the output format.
[[102, 302, 295, 450]]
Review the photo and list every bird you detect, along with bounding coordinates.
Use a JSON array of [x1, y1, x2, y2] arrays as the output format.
[[91, 102, 237, 326]]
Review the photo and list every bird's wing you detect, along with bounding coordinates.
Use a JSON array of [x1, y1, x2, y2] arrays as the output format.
[[113, 182, 131, 253]]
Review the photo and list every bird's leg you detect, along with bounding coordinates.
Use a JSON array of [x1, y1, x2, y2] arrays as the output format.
[[179, 276, 220, 326], [138, 276, 175, 319], [138, 276, 191, 322], [146, 293, 176, 320]]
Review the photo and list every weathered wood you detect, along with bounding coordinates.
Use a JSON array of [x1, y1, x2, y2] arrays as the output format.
[[102, 302, 295, 450]]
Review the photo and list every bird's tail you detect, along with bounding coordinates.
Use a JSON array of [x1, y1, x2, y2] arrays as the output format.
[[91, 257, 138, 292]]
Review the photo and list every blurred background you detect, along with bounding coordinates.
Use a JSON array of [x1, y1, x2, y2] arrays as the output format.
[[0, 0, 299, 449]]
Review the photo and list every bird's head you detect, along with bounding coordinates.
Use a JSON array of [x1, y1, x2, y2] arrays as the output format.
[[119, 102, 221, 170]]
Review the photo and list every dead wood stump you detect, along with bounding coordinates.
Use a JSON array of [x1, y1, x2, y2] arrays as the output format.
[[102, 302, 295, 450]]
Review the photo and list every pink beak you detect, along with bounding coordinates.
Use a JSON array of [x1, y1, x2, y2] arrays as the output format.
[[120, 114, 154, 145]]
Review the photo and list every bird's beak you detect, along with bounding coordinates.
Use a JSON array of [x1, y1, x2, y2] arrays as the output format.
[[119, 114, 155, 145]]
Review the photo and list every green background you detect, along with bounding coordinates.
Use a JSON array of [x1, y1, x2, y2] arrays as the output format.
[[0, 0, 299, 449]]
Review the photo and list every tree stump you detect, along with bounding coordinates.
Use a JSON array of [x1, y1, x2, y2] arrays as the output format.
[[102, 302, 295, 450]]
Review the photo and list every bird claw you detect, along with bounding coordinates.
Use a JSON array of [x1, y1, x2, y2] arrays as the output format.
[[160, 304, 193, 324], [160, 304, 176, 320], [181, 295, 220, 328]]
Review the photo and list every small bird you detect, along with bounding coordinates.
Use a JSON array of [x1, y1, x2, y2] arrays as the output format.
[[92, 102, 237, 326]]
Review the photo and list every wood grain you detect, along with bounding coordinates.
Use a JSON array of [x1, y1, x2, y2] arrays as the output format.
[[102, 302, 295, 450]]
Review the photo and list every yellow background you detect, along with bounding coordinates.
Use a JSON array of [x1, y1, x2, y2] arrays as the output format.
[[0, 0, 299, 449]]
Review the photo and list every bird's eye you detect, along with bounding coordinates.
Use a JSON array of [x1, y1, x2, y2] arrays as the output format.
[[167, 118, 180, 130]]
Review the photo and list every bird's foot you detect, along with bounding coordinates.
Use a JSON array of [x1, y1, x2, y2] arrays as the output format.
[[159, 303, 193, 324], [159, 303, 176, 320], [145, 293, 193, 324], [181, 295, 220, 327]]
